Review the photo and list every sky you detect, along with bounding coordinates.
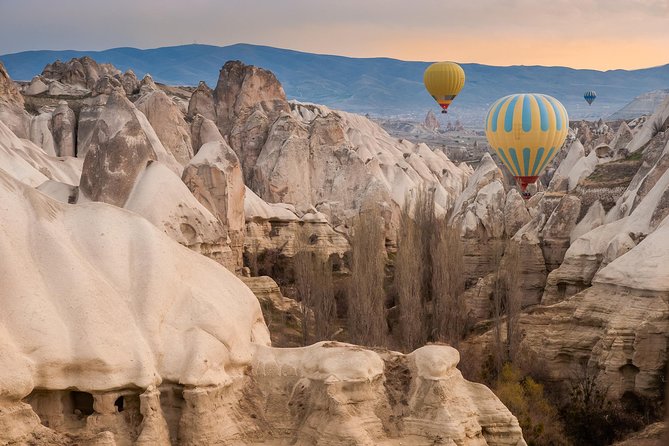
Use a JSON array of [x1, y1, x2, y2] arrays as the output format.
[[1, 0, 668, 70]]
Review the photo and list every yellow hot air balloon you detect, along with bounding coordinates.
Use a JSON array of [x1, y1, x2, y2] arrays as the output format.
[[424, 62, 465, 113], [485, 93, 569, 198]]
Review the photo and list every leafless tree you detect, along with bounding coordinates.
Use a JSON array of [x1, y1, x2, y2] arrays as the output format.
[[347, 204, 387, 347], [395, 198, 426, 351], [431, 219, 466, 347]]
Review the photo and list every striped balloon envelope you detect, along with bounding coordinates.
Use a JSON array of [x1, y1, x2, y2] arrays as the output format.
[[484, 93, 569, 197], [584, 90, 597, 105]]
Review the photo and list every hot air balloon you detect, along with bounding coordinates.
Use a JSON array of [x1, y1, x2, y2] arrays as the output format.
[[584, 90, 597, 105], [485, 93, 569, 198], [423, 62, 465, 113]]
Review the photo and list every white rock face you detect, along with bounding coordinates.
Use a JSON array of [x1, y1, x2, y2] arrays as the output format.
[[0, 120, 81, 187], [125, 161, 234, 268]]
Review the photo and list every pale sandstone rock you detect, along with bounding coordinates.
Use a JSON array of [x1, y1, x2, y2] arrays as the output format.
[[29, 109, 56, 156], [0, 61, 31, 138], [51, 101, 76, 157], [42, 56, 121, 89], [24, 76, 49, 96], [120, 69, 140, 96], [124, 161, 235, 271], [187, 80, 216, 121], [190, 114, 224, 154], [136, 88, 193, 165], [541, 194, 581, 271], [182, 139, 246, 271], [0, 120, 81, 187], [78, 91, 181, 206], [92, 74, 125, 97]]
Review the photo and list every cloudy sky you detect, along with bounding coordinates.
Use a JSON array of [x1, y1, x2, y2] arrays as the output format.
[[1, 0, 668, 70]]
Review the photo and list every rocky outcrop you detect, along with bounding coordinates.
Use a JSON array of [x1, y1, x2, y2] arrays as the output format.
[[182, 139, 246, 271], [41, 56, 121, 89], [213, 60, 290, 183], [136, 88, 193, 165], [0, 120, 82, 188], [124, 161, 235, 270], [244, 187, 350, 279], [0, 61, 30, 138], [120, 69, 140, 95], [51, 100, 76, 157], [0, 161, 524, 445], [78, 91, 181, 207], [187, 80, 216, 121], [423, 109, 440, 131], [450, 153, 506, 284]]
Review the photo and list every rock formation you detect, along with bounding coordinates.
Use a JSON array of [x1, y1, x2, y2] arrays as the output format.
[[0, 140, 525, 444], [0, 61, 31, 138], [42, 56, 121, 89], [423, 109, 440, 131], [78, 91, 181, 206], [136, 88, 194, 165]]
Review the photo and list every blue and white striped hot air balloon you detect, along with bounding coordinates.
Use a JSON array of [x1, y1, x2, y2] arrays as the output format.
[[485, 93, 569, 198], [584, 90, 597, 106]]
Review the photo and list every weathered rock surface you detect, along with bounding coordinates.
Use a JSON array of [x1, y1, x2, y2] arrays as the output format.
[[182, 139, 246, 271], [0, 153, 524, 445], [42, 56, 121, 89], [187, 80, 216, 121], [78, 91, 181, 207], [51, 100, 76, 157], [136, 88, 193, 165], [0, 61, 31, 138], [124, 161, 235, 270], [213, 61, 471, 231]]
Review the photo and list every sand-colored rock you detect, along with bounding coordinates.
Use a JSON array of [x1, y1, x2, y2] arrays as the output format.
[[51, 101, 76, 157], [42, 56, 121, 89], [182, 139, 246, 271], [0, 61, 31, 138], [78, 91, 181, 206], [124, 161, 235, 270], [188, 80, 216, 121], [136, 88, 194, 165]]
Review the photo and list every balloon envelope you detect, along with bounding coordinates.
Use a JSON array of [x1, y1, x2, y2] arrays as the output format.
[[485, 93, 569, 193], [584, 90, 597, 105], [423, 62, 465, 112]]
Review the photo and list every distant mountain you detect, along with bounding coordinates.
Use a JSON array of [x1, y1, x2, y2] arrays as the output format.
[[608, 89, 669, 120], [1, 43, 668, 127]]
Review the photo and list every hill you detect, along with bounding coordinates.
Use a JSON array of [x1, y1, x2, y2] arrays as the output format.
[[2, 43, 668, 126]]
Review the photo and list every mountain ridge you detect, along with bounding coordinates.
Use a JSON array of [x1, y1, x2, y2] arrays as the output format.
[[2, 43, 668, 126]]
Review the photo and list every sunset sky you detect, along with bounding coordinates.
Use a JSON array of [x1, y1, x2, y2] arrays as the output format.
[[1, 0, 668, 70]]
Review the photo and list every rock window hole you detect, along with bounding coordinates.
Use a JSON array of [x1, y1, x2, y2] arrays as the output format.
[[70, 391, 94, 416], [115, 396, 125, 412]]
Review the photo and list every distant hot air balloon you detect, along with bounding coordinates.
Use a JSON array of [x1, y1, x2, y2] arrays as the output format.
[[485, 93, 569, 198], [584, 90, 597, 105], [423, 62, 465, 113]]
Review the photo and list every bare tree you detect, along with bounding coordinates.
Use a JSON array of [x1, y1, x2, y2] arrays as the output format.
[[294, 231, 337, 345], [491, 239, 522, 374], [347, 204, 387, 347], [503, 241, 521, 363], [395, 199, 425, 351], [431, 219, 466, 347]]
